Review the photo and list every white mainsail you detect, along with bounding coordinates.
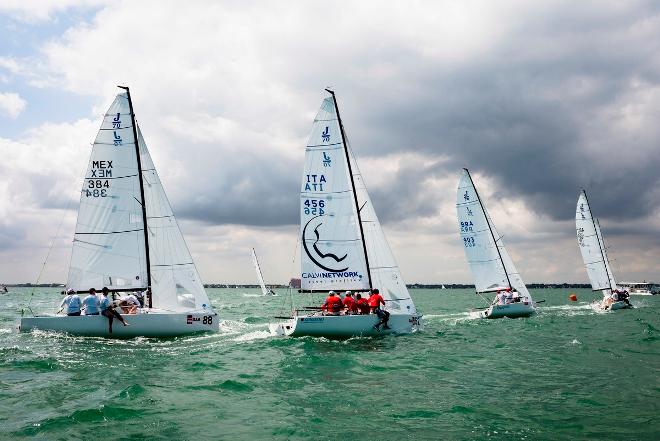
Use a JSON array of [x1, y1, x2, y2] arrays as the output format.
[[67, 94, 148, 292], [68, 92, 210, 312], [299, 93, 416, 314], [576, 191, 616, 294], [252, 248, 269, 296], [456, 169, 531, 299]]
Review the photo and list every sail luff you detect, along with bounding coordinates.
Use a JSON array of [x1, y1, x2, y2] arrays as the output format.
[[121, 86, 152, 307], [327, 90, 373, 290], [595, 219, 617, 292]]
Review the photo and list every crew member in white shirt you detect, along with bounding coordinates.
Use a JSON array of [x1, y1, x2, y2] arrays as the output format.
[[82, 288, 101, 315], [60, 288, 81, 316]]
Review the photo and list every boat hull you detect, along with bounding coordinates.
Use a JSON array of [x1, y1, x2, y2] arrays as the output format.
[[19, 311, 219, 337], [269, 313, 421, 338], [478, 303, 535, 319]]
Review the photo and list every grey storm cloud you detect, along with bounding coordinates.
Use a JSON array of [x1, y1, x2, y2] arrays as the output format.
[[328, 2, 660, 226]]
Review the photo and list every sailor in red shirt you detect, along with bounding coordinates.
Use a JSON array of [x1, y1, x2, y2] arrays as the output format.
[[368, 288, 390, 331], [355, 293, 370, 315], [342, 291, 356, 314], [321, 291, 342, 315]]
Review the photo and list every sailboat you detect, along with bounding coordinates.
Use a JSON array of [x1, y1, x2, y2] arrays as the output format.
[[456, 169, 535, 319], [20, 87, 219, 337], [576, 190, 632, 311], [252, 248, 276, 296], [269, 90, 421, 337]]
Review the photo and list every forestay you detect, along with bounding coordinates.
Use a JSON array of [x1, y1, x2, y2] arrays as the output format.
[[300, 96, 370, 291], [576, 191, 616, 294], [67, 94, 148, 292], [137, 127, 210, 311], [252, 248, 269, 296], [456, 169, 530, 298]]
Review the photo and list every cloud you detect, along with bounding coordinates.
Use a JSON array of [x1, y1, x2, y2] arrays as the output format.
[[0, 92, 26, 118], [0, 0, 107, 23], [1, 1, 660, 284]]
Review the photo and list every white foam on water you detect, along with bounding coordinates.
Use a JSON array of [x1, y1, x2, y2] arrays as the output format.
[[231, 330, 272, 342]]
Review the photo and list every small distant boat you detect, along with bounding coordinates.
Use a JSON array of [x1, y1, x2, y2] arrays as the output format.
[[20, 87, 218, 337], [618, 282, 653, 295], [1, 286, 7, 293], [576, 190, 632, 311], [252, 248, 276, 296], [441, 284, 446, 290], [269, 90, 421, 337], [456, 169, 535, 319]]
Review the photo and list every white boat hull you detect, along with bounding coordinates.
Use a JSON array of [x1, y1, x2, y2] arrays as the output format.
[[269, 313, 421, 338], [593, 300, 633, 311], [476, 302, 535, 319], [19, 310, 219, 337]]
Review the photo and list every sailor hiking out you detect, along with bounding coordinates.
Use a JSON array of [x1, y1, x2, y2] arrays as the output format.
[[60, 289, 81, 316]]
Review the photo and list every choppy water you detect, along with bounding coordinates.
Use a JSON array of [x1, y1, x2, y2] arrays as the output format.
[[1, 288, 659, 440]]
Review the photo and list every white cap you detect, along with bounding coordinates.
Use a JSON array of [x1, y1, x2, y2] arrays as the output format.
[[344, 291, 352, 296], [66, 288, 75, 294], [329, 290, 336, 295]]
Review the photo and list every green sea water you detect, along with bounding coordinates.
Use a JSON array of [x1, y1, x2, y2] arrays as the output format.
[[1, 287, 658, 440]]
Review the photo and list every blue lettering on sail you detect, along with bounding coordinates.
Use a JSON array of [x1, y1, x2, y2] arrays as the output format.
[[322, 152, 331, 167], [304, 174, 326, 192], [464, 190, 470, 201], [113, 131, 122, 146], [112, 112, 121, 129], [321, 126, 330, 142]]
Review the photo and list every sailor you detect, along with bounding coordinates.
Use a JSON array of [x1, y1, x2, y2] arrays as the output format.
[[60, 288, 81, 316], [82, 288, 101, 315], [511, 291, 521, 303], [100, 287, 129, 334], [342, 291, 356, 314], [321, 291, 342, 315], [120, 292, 141, 314], [504, 288, 513, 304], [134, 290, 146, 308], [368, 288, 390, 331], [355, 293, 370, 314], [620, 290, 631, 306], [495, 290, 506, 305]]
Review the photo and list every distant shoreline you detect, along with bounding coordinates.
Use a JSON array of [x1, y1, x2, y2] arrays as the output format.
[[2, 283, 618, 289]]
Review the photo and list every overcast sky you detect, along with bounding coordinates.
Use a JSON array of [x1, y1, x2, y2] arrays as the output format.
[[1, 0, 659, 285]]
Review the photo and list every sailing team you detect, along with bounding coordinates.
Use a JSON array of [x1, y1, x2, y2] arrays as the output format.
[[321, 288, 391, 331], [59, 287, 152, 333]]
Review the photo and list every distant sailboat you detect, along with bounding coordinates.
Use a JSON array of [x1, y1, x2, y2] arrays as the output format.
[[269, 90, 421, 337], [252, 248, 276, 296], [456, 169, 535, 319], [576, 190, 632, 311], [20, 87, 219, 336]]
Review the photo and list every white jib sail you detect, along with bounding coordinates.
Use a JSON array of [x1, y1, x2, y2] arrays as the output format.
[[300, 96, 370, 291], [456, 169, 531, 299], [576, 191, 616, 294], [347, 143, 416, 314], [252, 248, 269, 296], [137, 126, 211, 311], [67, 93, 148, 292]]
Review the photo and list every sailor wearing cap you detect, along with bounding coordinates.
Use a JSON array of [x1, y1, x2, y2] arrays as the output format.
[[60, 288, 81, 316]]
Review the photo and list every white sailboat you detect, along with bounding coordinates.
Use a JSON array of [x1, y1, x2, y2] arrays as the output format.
[[20, 87, 219, 337], [269, 90, 421, 337], [576, 190, 632, 311], [456, 169, 535, 319], [252, 248, 276, 296]]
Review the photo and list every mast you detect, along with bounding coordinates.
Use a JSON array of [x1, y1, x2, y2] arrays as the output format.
[[119, 86, 152, 307], [464, 168, 512, 291], [582, 190, 612, 293], [326, 89, 373, 290]]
